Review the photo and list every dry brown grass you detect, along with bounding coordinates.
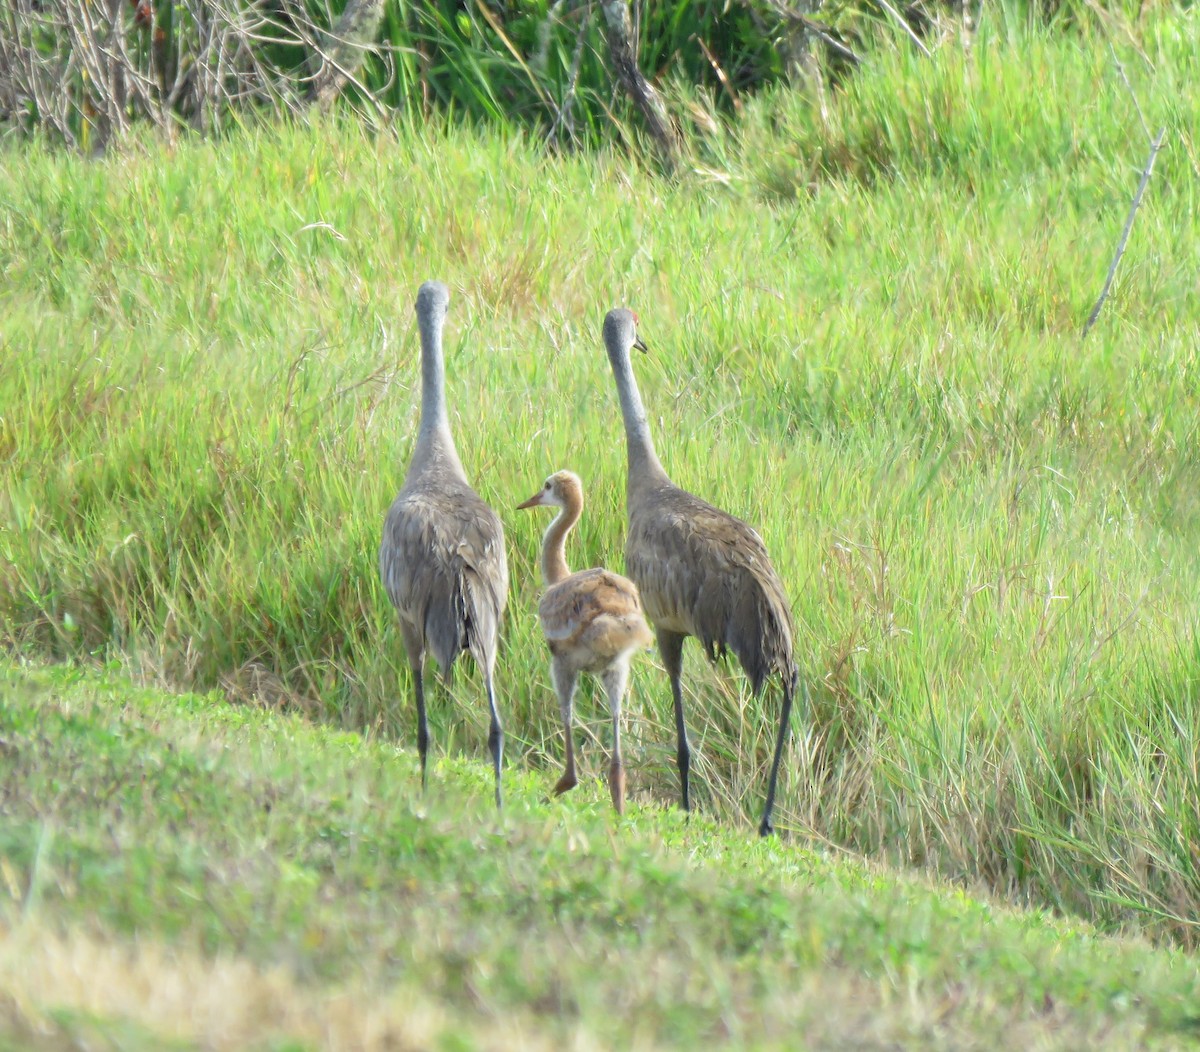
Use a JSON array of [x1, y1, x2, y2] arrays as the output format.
[[0, 918, 607, 1052], [0, 916, 1159, 1052]]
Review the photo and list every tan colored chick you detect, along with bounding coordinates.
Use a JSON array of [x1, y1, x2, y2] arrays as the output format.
[[518, 470, 653, 814]]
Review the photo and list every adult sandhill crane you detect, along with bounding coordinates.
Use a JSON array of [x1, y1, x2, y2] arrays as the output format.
[[601, 308, 799, 837], [379, 280, 509, 807], [517, 470, 653, 814]]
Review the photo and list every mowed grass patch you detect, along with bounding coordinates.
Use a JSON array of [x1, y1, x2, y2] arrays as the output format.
[[2, 14, 1199, 942], [1, 661, 1200, 1050]]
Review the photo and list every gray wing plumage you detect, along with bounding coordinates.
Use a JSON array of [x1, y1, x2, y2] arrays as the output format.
[[626, 485, 794, 695], [380, 478, 508, 676]]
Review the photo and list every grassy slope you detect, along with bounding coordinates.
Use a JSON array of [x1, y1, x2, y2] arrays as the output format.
[[1, 660, 1199, 1051], [1, 11, 1200, 944]]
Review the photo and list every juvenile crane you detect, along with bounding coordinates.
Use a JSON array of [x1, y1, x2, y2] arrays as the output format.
[[379, 281, 509, 807], [517, 470, 653, 814], [601, 308, 798, 836]]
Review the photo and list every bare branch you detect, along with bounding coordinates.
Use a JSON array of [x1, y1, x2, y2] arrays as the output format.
[[307, 0, 386, 110], [1109, 43, 1151, 145], [547, 1, 592, 146], [599, 0, 680, 172], [760, 1, 864, 67], [875, 0, 932, 58], [1082, 127, 1167, 339]]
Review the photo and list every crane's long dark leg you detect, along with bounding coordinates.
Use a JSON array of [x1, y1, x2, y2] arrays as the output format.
[[657, 629, 690, 813], [414, 669, 430, 791], [483, 658, 504, 810], [759, 669, 798, 837], [400, 624, 429, 791]]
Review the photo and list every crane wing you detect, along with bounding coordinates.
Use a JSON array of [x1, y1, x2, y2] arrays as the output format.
[[380, 480, 508, 676], [626, 485, 794, 694]]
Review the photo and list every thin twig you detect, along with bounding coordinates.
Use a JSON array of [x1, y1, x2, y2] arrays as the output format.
[[547, 0, 591, 144], [763, 1, 865, 66], [875, 0, 932, 58], [1082, 126, 1166, 338], [474, 0, 554, 110], [694, 34, 741, 115], [800, 20, 864, 66], [1109, 43, 1151, 144]]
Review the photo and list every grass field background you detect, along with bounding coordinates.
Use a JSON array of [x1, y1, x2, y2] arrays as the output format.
[[3, 7, 1200, 956]]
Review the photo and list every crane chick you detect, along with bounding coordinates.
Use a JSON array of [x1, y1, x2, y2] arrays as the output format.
[[517, 470, 653, 814]]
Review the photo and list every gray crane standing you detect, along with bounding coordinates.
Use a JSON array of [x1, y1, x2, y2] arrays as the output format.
[[380, 281, 509, 807], [601, 308, 799, 836]]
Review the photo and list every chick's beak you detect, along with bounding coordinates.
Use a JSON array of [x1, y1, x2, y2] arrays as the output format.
[[516, 491, 547, 511]]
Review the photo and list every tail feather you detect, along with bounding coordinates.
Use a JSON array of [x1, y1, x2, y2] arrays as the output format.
[[462, 566, 503, 670]]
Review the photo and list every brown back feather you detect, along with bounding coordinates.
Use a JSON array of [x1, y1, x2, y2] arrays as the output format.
[[625, 483, 794, 695]]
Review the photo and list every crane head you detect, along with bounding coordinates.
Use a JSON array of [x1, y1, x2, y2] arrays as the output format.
[[630, 310, 648, 354], [516, 470, 583, 512], [415, 280, 450, 320], [602, 308, 648, 356]]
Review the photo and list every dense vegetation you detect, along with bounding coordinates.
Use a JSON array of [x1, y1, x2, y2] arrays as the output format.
[[2, 0, 1159, 153], [3, 0, 895, 149], [2, 0, 1199, 975]]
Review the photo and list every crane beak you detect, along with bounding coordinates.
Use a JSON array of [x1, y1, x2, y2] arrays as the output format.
[[633, 334, 648, 354], [516, 491, 548, 510]]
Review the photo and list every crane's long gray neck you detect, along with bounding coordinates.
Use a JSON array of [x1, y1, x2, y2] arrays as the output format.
[[608, 342, 670, 493], [412, 304, 466, 479]]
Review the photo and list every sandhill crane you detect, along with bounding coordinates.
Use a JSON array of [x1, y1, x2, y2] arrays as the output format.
[[379, 281, 509, 807], [517, 470, 653, 814], [601, 308, 799, 836]]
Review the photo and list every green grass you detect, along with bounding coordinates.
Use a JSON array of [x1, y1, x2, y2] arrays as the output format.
[[2, 9, 1200, 952], [1, 659, 1199, 1050]]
